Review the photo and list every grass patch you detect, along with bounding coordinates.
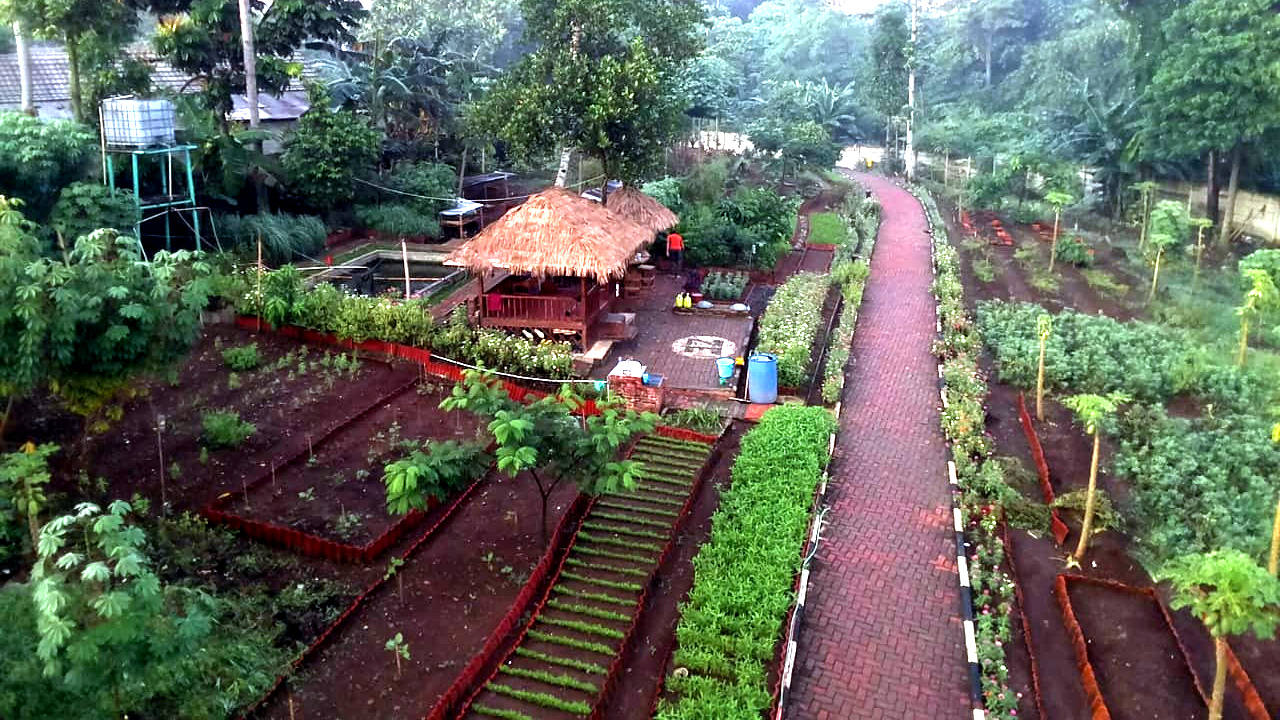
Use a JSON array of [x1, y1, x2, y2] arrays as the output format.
[[498, 665, 598, 694], [537, 616, 625, 639], [513, 647, 609, 675], [545, 599, 632, 622], [526, 630, 615, 655], [487, 684, 591, 715], [1080, 268, 1131, 299], [472, 704, 534, 720], [807, 212, 848, 247]]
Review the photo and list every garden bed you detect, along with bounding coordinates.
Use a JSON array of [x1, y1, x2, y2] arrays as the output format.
[[74, 326, 420, 515], [206, 381, 484, 560], [1055, 574, 1213, 719], [253, 471, 583, 720]]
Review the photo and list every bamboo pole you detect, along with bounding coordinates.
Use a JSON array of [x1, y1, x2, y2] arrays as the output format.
[[402, 240, 411, 300], [256, 234, 263, 333]]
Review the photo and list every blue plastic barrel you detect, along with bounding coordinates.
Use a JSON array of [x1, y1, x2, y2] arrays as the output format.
[[715, 357, 735, 383], [747, 353, 778, 404]]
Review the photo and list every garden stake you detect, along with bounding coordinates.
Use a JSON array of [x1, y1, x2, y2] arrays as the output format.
[[1270, 494, 1279, 577], [306, 433, 313, 460], [155, 415, 167, 517], [1035, 315, 1051, 422], [256, 234, 263, 333], [401, 240, 411, 300], [288, 689, 296, 720], [242, 474, 251, 512], [271, 462, 277, 493]]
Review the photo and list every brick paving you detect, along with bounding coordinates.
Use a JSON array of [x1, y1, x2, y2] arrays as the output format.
[[786, 172, 969, 719], [593, 274, 753, 389]]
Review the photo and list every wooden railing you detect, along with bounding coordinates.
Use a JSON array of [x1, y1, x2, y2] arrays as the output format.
[[479, 283, 615, 326]]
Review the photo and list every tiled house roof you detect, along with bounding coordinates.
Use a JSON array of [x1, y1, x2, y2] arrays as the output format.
[[0, 45, 317, 121]]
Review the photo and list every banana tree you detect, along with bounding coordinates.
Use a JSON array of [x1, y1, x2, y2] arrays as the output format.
[[1159, 550, 1280, 720], [1035, 314, 1052, 421], [1045, 191, 1074, 273], [1131, 180, 1158, 251], [1062, 392, 1129, 563], [1236, 269, 1278, 367]]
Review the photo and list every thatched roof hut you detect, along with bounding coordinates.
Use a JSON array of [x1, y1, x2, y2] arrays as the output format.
[[446, 188, 654, 282], [605, 187, 679, 232]]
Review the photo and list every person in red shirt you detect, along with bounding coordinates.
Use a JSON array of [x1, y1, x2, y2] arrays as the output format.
[[666, 231, 684, 274]]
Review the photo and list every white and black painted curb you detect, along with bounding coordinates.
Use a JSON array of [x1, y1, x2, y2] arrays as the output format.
[[926, 199, 988, 720]]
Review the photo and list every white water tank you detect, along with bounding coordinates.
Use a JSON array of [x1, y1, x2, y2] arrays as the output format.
[[101, 97, 177, 148]]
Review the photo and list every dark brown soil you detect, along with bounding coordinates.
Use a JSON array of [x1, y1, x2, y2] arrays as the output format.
[[257, 470, 580, 720], [1066, 580, 1209, 720], [64, 325, 420, 515], [600, 424, 742, 719], [227, 383, 483, 545], [942, 200, 1280, 720]]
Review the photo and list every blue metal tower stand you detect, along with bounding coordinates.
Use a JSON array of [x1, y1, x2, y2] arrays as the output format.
[[104, 144, 202, 253]]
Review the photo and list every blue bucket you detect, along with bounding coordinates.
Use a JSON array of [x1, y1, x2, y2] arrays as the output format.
[[715, 357, 735, 382], [747, 353, 778, 404]]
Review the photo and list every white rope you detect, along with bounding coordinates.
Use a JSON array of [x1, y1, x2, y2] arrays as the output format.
[[354, 173, 608, 205]]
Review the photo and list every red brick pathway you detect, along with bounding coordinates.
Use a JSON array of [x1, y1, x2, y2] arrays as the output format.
[[786, 172, 969, 719]]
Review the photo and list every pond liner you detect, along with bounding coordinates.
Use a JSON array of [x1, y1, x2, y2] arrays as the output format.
[[1016, 392, 1070, 545], [424, 493, 595, 720], [1001, 523, 1049, 720], [1051, 574, 1266, 720], [238, 466, 497, 719], [199, 375, 423, 562]]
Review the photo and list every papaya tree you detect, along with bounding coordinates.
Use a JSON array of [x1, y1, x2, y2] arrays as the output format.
[[1035, 314, 1051, 421], [440, 370, 657, 543], [1159, 550, 1280, 720], [1063, 392, 1129, 564], [1236, 269, 1277, 367], [1045, 191, 1074, 273], [1146, 200, 1187, 303], [0, 442, 55, 554]]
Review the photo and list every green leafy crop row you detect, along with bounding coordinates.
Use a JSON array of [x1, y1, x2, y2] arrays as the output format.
[[756, 272, 830, 388], [657, 405, 834, 720]]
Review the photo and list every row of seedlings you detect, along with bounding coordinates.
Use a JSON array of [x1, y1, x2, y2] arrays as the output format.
[[465, 433, 716, 719]]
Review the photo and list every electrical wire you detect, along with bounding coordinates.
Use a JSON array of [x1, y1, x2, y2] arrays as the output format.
[[353, 173, 608, 205]]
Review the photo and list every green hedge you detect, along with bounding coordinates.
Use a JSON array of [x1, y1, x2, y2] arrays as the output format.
[[757, 272, 829, 388], [658, 405, 835, 720]]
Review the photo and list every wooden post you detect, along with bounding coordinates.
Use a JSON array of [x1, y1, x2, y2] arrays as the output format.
[[944, 150, 950, 189], [580, 276, 590, 350], [402, 240, 411, 300]]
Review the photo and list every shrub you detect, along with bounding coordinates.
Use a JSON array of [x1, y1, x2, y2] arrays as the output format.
[[0, 113, 96, 221], [384, 440, 491, 515], [1054, 235, 1093, 267], [386, 162, 456, 216], [50, 183, 139, 243], [659, 406, 834, 719], [201, 411, 256, 448], [218, 212, 327, 265], [641, 176, 683, 214], [821, 259, 871, 403], [356, 203, 441, 239], [281, 99, 381, 211], [662, 407, 723, 434], [757, 273, 829, 388], [221, 344, 261, 371], [700, 271, 747, 300]]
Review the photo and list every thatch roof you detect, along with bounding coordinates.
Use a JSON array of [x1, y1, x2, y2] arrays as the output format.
[[446, 188, 654, 282], [605, 187, 679, 232]]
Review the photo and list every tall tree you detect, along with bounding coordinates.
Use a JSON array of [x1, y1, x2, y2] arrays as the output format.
[[469, 0, 704, 203], [11, 19, 33, 115], [1141, 0, 1280, 246], [149, 0, 366, 129], [0, 0, 139, 123], [867, 4, 909, 135]]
